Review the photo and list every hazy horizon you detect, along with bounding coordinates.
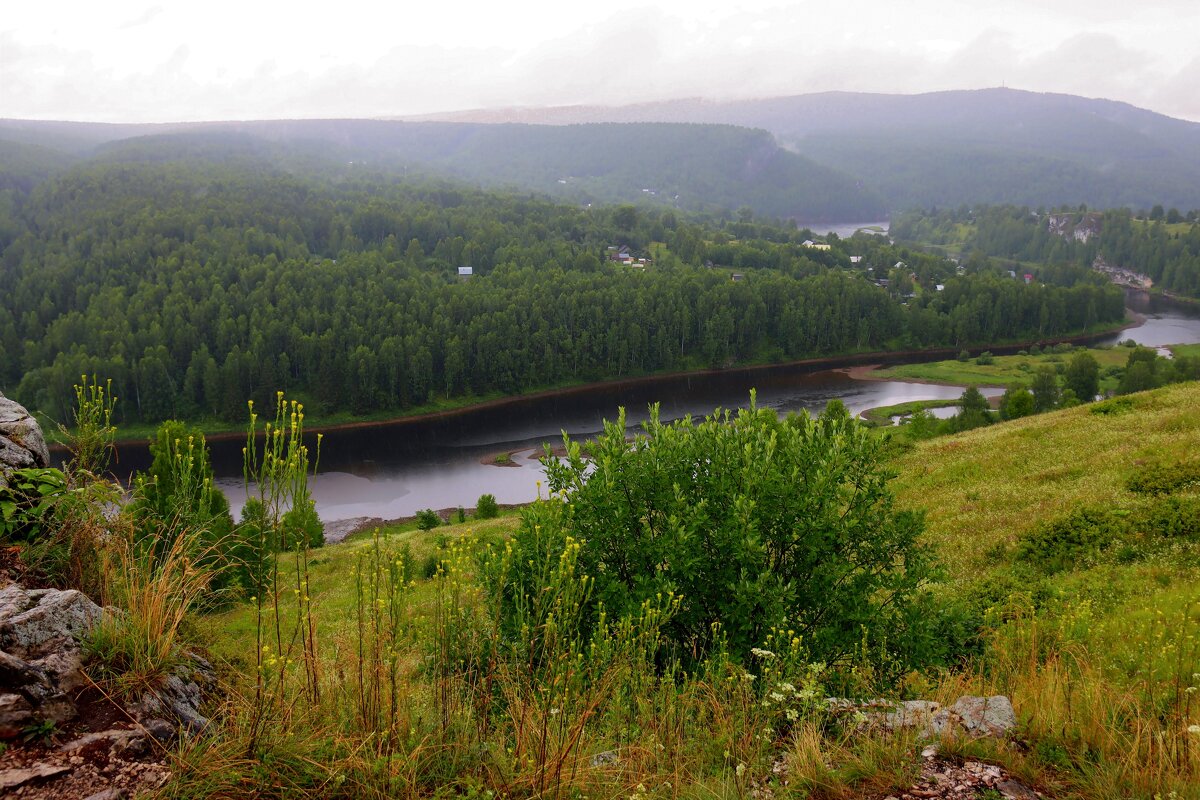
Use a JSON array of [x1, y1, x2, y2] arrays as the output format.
[[3, 1, 1199, 124]]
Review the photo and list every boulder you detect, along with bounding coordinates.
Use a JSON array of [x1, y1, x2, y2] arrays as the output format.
[[931, 695, 1017, 739], [0, 691, 35, 738], [0, 585, 105, 657], [0, 583, 214, 741], [0, 392, 51, 489], [0, 585, 107, 737]]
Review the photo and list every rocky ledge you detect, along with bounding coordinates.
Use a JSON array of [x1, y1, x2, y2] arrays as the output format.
[[828, 694, 1017, 739], [0, 584, 213, 799], [0, 392, 51, 490]]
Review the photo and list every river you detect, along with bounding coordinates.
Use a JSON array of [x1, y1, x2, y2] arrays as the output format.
[[105, 291, 1200, 530], [797, 220, 891, 239]]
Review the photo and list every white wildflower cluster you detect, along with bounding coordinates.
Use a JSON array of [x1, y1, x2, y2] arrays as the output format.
[[759, 678, 810, 721]]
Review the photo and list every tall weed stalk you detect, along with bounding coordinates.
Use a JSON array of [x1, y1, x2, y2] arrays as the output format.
[[66, 374, 117, 478], [243, 394, 321, 748]]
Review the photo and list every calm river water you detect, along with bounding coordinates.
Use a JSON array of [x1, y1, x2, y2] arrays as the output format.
[[106, 291, 1200, 529]]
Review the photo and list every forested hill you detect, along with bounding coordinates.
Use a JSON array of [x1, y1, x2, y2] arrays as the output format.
[[893, 206, 1200, 298], [412, 88, 1200, 212], [0, 119, 885, 222], [0, 157, 1123, 427]]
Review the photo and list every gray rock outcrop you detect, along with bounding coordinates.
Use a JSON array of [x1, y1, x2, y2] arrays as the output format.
[[129, 657, 214, 735], [0, 392, 51, 489], [0, 582, 213, 742], [0, 585, 104, 737], [829, 694, 1017, 740]]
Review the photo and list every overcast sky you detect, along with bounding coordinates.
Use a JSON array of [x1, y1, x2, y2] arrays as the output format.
[[3, 0, 1199, 123]]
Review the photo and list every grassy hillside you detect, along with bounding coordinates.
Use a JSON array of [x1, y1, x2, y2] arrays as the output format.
[[7, 372, 1197, 797], [171, 382, 1200, 798], [893, 381, 1199, 570]]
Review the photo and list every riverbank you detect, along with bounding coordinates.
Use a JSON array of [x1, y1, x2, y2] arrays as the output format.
[[56, 318, 1137, 453], [857, 345, 1134, 392], [325, 504, 528, 544], [842, 363, 1007, 388], [857, 398, 962, 426]]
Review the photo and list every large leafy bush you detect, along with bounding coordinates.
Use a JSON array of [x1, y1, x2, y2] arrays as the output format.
[[499, 396, 934, 667]]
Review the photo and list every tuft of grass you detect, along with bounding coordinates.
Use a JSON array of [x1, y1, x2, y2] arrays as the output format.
[[86, 521, 220, 696]]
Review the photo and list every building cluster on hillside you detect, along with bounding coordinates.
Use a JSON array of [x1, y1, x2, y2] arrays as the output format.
[[607, 245, 652, 269]]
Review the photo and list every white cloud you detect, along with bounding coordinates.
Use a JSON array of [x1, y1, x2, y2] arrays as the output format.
[[1, 1, 1198, 122]]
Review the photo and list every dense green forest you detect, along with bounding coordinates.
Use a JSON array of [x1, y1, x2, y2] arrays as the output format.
[[0, 157, 1124, 425], [892, 205, 1200, 297]]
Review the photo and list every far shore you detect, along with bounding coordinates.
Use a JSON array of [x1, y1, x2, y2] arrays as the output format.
[[324, 502, 529, 543], [52, 315, 1140, 454]]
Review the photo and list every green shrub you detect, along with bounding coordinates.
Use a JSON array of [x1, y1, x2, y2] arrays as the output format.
[[500, 396, 936, 669], [415, 508, 442, 531], [0, 467, 110, 591], [474, 493, 499, 519], [1090, 396, 1136, 416], [128, 421, 236, 595], [1134, 495, 1200, 539], [957, 350, 971, 362], [1000, 386, 1035, 420], [1127, 460, 1200, 495], [281, 496, 324, 550], [0, 467, 68, 543], [1015, 507, 1124, 573], [975, 351, 995, 366]]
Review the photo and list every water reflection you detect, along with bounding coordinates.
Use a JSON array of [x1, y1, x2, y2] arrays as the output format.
[[1095, 291, 1200, 349], [213, 371, 987, 523]]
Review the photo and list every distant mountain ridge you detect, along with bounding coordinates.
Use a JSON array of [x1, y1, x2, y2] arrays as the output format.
[[4, 88, 1199, 216], [0, 118, 885, 222], [402, 88, 1200, 211]]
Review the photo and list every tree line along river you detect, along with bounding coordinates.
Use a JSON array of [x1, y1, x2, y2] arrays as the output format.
[[99, 291, 1200, 533]]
